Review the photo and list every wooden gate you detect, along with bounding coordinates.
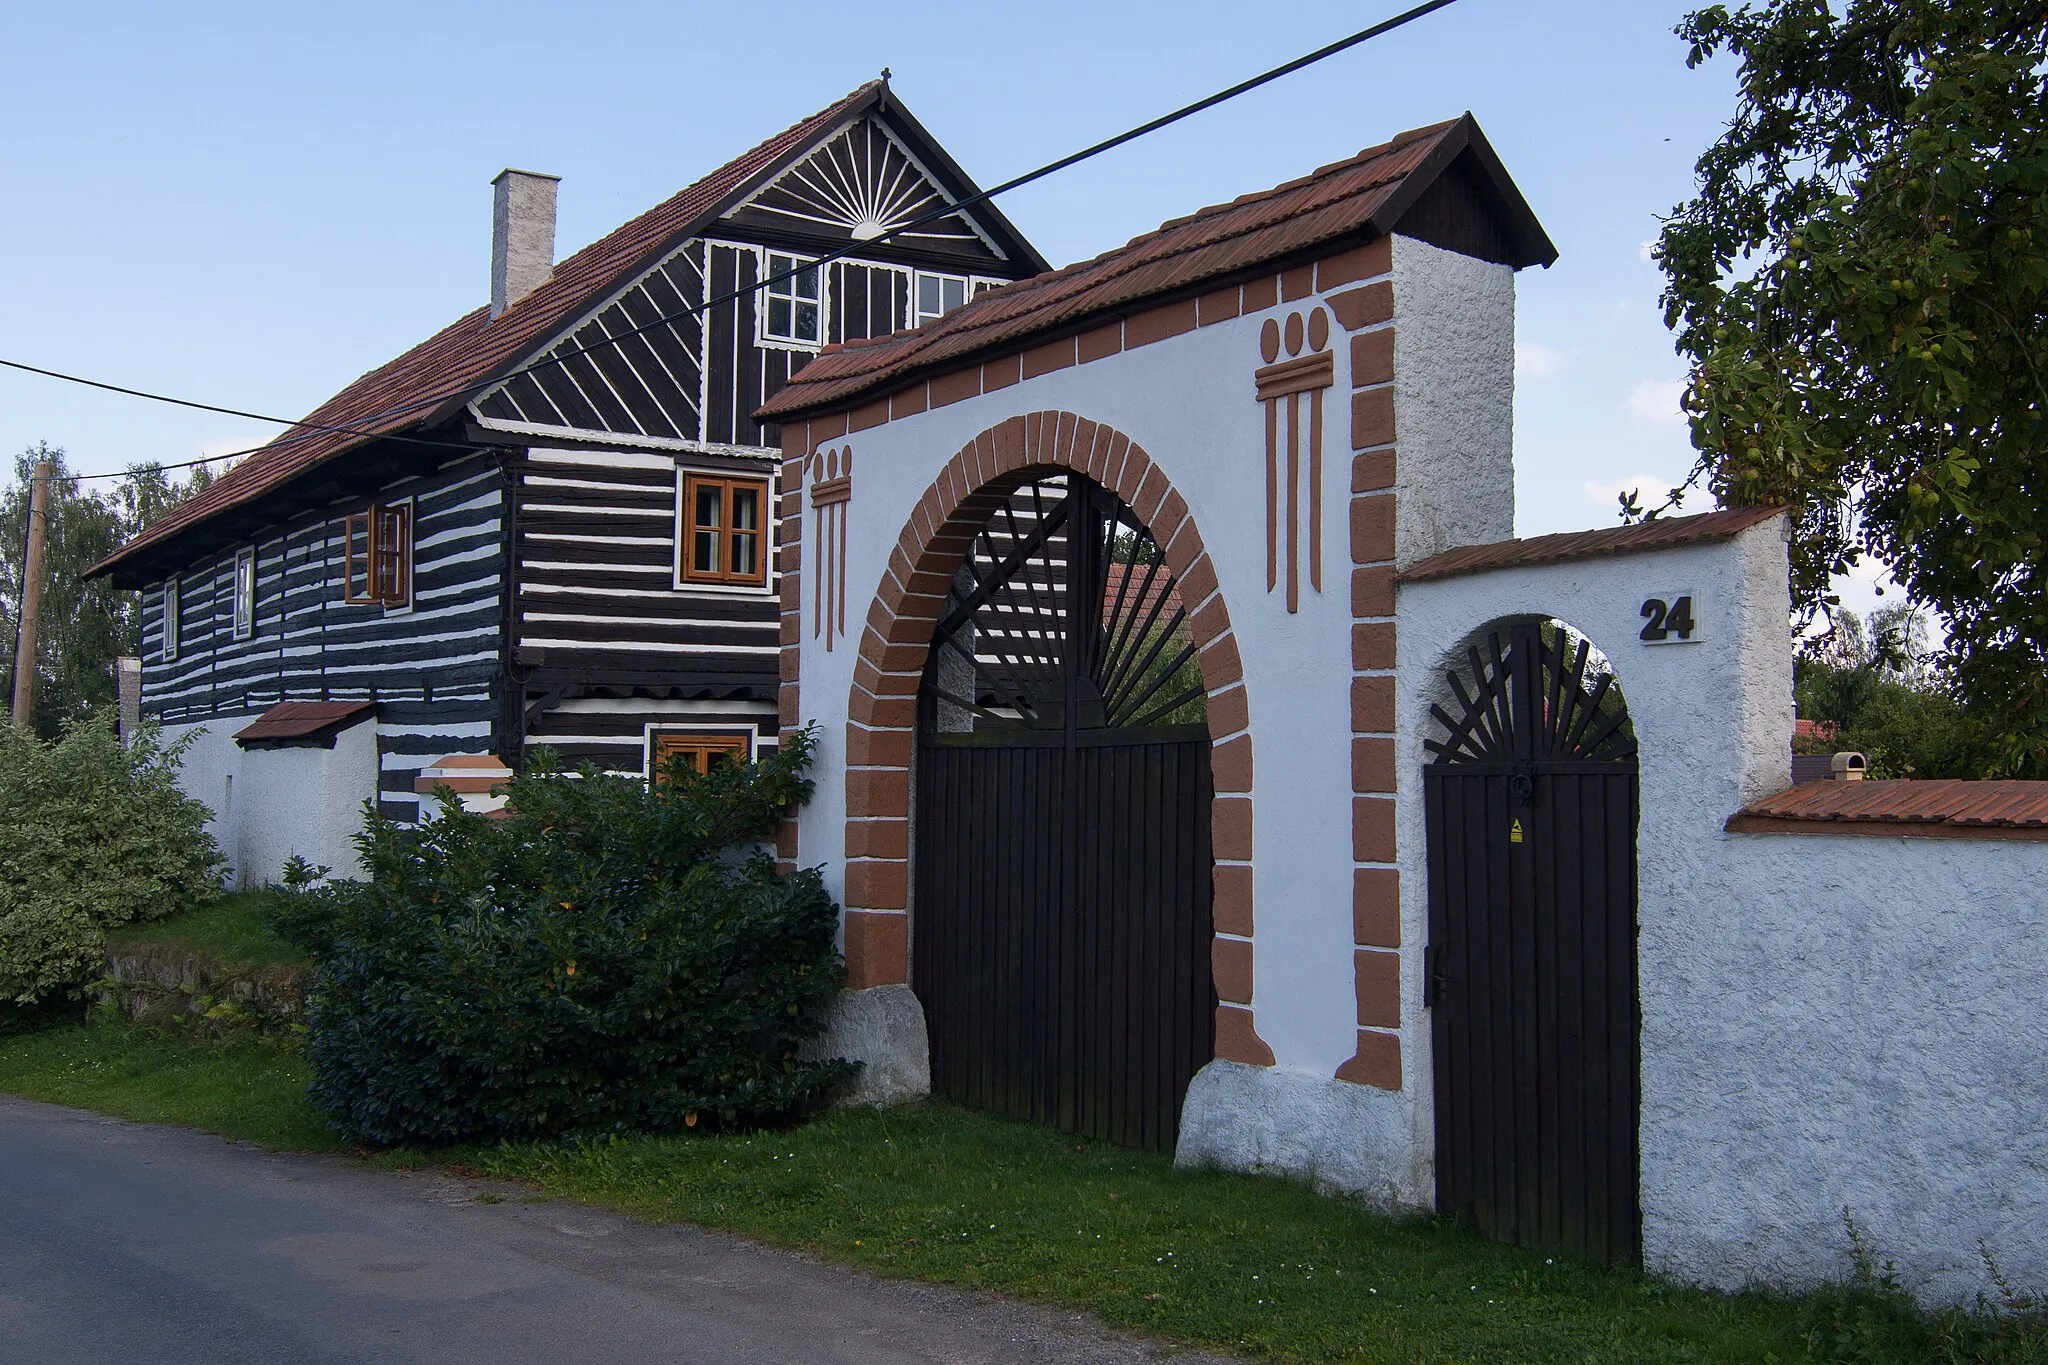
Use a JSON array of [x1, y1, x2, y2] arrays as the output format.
[[1423, 621, 1642, 1263], [913, 472, 1214, 1151]]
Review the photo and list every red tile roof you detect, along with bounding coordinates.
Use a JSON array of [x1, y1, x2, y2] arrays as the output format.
[[1729, 780, 2048, 840], [93, 82, 895, 584], [1397, 506, 1787, 583], [1103, 562, 1183, 623], [758, 113, 1555, 422], [232, 701, 375, 746]]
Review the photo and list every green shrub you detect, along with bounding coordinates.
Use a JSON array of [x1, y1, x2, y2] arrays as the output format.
[[0, 717, 223, 1005], [271, 728, 852, 1146]]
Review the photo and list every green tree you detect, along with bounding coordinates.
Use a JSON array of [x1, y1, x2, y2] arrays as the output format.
[[0, 444, 215, 737], [1656, 2, 2048, 772], [1794, 607, 1990, 778]]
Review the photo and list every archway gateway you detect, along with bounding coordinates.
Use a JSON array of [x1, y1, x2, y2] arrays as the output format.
[[913, 469, 1215, 1151], [1424, 619, 1642, 1263]]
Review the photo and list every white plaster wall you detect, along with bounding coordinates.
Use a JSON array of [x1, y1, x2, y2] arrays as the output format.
[[160, 717, 377, 887], [160, 718, 245, 883], [795, 285, 1384, 1137], [1390, 237, 1516, 569], [1659, 829, 2048, 1303], [1396, 516, 2048, 1303]]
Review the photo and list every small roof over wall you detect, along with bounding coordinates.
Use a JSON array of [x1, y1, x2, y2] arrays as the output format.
[[759, 112, 1556, 422], [1730, 780, 2048, 840], [233, 701, 374, 749], [1398, 506, 1786, 583]]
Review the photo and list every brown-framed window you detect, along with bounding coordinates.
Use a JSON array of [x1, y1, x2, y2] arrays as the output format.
[[681, 474, 768, 587], [343, 502, 411, 606], [651, 730, 751, 784]]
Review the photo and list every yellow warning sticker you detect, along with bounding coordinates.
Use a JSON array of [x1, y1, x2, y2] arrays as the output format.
[[1509, 818, 1524, 844]]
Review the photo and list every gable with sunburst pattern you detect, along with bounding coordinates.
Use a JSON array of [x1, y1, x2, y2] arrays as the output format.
[[726, 115, 1010, 267]]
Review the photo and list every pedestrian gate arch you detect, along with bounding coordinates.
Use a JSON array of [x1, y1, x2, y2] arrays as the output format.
[[1424, 619, 1642, 1263], [913, 470, 1214, 1151]]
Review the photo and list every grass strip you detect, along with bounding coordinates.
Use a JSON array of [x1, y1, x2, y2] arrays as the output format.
[[104, 891, 310, 972], [471, 1107, 1813, 1364], [0, 1020, 337, 1151]]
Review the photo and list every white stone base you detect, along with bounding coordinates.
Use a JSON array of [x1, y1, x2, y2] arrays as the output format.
[[1174, 1060, 1428, 1209], [806, 985, 931, 1108]]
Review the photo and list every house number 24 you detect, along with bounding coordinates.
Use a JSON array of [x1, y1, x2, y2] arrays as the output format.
[[1639, 592, 1701, 644]]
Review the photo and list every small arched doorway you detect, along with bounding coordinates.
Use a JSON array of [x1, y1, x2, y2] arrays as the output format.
[[1424, 618, 1642, 1263], [913, 469, 1215, 1151]]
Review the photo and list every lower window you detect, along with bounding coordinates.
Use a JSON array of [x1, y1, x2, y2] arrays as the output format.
[[650, 730, 752, 782]]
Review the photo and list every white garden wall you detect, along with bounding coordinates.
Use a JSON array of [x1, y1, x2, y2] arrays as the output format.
[[160, 716, 377, 887], [1396, 514, 2048, 1303]]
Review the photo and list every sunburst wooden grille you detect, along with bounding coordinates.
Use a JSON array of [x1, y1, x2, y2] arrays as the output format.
[[742, 117, 993, 257], [1427, 622, 1637, 765], [922, 474, 1203, 734]]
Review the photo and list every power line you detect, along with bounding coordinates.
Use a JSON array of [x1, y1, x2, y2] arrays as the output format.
[[0, 358, 488, 480], [4, 0, 1462, 479], [65, 452, 231, 483]]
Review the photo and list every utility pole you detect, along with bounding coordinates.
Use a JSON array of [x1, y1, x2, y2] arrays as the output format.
[[11, 459, 53, 729]]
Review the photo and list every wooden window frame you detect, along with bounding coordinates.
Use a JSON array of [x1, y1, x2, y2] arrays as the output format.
[[649, 729, 754, 784], [760, 250, 823, 348], [342, 500, 411, 608], [677, 473, 770, 588], [161, 574, 180, 662], [231, 547, 256, 641]]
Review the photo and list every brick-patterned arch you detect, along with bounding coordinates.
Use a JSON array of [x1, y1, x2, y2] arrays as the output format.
[[838, 409, 1274, 1067]]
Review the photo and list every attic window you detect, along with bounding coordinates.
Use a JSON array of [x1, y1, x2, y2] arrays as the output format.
[[762, 252, 822, 346], [343, 502, 411, 607], [914, 272, 969, 327]]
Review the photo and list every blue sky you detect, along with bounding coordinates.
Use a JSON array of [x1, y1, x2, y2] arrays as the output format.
[[0, 0, 1886, 608]]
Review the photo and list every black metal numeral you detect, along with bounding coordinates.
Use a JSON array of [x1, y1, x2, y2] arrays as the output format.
[[1639, 597, 1669, 641]]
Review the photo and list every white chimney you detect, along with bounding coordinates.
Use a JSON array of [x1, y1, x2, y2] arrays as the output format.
[[491, 169, 560, 318]]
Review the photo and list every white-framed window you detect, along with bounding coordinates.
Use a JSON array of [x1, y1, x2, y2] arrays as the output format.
[[761, 251, 822, 347], [160, 574, 180, 662], [914, 271, 970, 327], [231, 547, 256, 640]]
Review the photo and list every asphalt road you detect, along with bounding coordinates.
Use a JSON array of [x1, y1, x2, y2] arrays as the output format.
[[0, 1095, 1231, 1364]]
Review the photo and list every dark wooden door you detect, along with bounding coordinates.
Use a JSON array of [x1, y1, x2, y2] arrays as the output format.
[[1424, 622, 1642, 1263], [913, 473, 1214, 1151]]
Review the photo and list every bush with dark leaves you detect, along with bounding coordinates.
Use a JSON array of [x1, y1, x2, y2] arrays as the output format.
[[272, 728, 850, 1146]]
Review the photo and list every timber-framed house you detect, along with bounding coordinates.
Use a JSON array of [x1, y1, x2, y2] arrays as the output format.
[[89, 80, 1046, 883]]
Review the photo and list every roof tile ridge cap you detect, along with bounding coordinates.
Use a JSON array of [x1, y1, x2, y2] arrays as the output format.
[[1160, 126, 1428, 230], [1305, 136, 1412, 182], [1388, 116, 1463, 147], [1398, 507, 1784, 580], [1087, 154, 1424, 281]]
